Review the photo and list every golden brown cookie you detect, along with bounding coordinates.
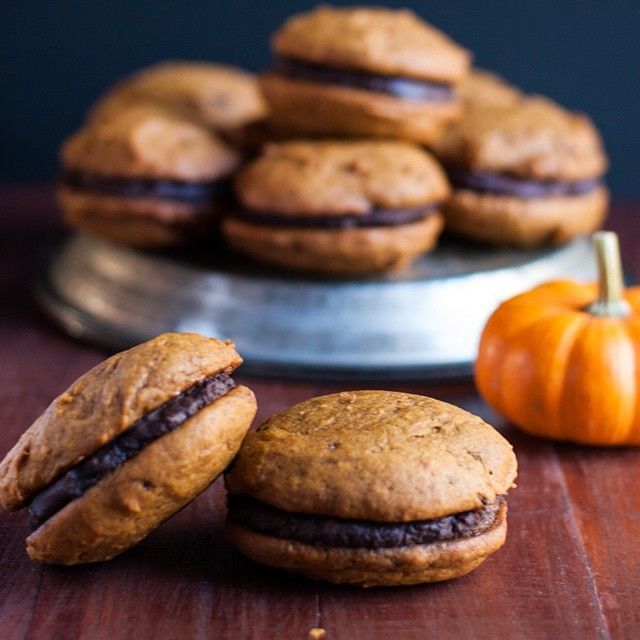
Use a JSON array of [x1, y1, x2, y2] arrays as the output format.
[[437, 96, 606, 181], [444, 185, 608, 248], [223, 140, 449, 275], [261, 6, 470, 144], [224, 215, 443, 274], [58, 104, 240, 247], [458, 69, 521, 109], [225, 390, 517, 587], [0, 333, 256, 565], [90, 61, 268, 134], [434, 95, 608, 246]]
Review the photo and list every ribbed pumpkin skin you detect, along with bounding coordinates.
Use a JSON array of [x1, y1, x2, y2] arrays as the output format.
[[475, 280, 640, 446]]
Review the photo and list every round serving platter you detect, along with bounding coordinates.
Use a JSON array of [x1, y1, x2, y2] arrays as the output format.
[[37, 233, 597, 380]]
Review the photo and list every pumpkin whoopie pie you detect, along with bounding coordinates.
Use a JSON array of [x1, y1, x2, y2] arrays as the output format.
[[222, 140, 449, 275], [261, 5, 470, 144], [58, 104, 240, 247], [90, 61, 268, 139], [434, 95, 608, 247], [0, 333, 256, 565], [225, 391, 517, 587]]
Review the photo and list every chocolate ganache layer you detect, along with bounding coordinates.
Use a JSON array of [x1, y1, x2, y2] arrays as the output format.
[[227, 495, 504, 549], [29, 373, 235, 527], [231, 204, 437, 230], [62, 170, 230, 203], [446, 166, 600, 198], [272, 57, 456, 102]]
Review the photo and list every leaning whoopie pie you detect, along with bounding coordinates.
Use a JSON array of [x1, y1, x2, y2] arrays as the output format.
[[261, 5, 470, 144], [58, 104, 240, 247], [225, 391, 517, 587], [434, 95, 608, 247], [223, 140, 449, 275], [90, 61, 268, 144], [0, 333, 256, 564]]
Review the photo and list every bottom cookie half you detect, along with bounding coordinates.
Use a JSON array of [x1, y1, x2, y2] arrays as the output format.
[[58, 187, 221, 248], [226, 501, 507, 587], [222, 213, 444, 275], [443, 186, 608, 248], [261, 74, 460, 146]]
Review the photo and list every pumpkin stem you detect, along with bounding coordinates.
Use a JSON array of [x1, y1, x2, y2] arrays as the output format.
[[588, 231, 631, 317]]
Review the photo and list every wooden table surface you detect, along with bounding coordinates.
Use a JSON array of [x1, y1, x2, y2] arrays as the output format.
[[1, 186, 638, 640]]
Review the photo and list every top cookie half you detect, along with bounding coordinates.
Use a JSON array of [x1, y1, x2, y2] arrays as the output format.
[[435, 95, 607, 181], [91, 61, 268, 133], [235, 140, 450, 215], [273, 5, 470, 82], [226, 391, 517, 521]]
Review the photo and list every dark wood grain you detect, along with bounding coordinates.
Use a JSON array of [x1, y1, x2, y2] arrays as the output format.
[[0, 186, 638, 640]]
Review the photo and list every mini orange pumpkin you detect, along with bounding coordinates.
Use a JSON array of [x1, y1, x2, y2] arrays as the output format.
[[475, 232, 640, 446]]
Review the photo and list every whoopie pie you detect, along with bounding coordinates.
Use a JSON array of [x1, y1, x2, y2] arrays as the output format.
[[225, 391, 517, 587], [0, 333, 256, 564]]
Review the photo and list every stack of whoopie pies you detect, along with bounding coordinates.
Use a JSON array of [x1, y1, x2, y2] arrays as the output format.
[[220, 5, 467, 275], [0, 336, 517, 588], [57, 4, 608, 274]]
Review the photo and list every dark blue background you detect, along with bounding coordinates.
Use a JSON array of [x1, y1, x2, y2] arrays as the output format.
[[2, 1, 639, 196]]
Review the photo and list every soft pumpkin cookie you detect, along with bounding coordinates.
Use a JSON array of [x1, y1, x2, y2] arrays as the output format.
[[0, 333, 256, 565], [90, 61, 268, 135], [434, 95, 608, 247], [261, 5, 470, 144], [223, 140, 449, 275], [58, 104, 240, 247], [225, 390, 517, 587], [458, 69, 521, 109]]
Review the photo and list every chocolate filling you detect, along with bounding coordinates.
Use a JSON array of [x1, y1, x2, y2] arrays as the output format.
[[230, 205, 437, 230], [446, 166, 600, 198], [62, 170, 230, 203], [227, 494, 504, 549], [272, 56, 456, 102], [29, 373, 235, 527]]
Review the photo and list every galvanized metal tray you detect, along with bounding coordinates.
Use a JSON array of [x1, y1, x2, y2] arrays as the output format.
[[37, 233, 597, 380]]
